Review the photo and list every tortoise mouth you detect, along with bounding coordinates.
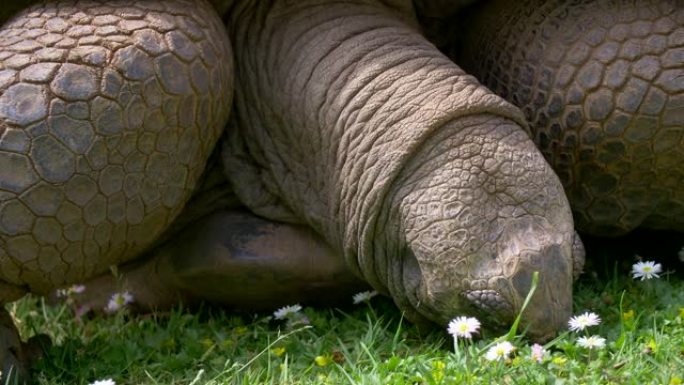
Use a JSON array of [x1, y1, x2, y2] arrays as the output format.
[[397, 253, 572, 341], [397, 249, 517, 330], [463, 289, 515, 321], [459, 286, 562, 342], [394, 234, 573, 341]]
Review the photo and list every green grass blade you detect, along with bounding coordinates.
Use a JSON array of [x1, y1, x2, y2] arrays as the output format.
[[506, 271, 539, 341]]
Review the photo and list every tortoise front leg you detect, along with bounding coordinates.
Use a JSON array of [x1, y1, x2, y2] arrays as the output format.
[[76, 211, 369, 313]]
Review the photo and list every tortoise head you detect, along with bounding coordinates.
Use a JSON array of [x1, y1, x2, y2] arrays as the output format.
[[381, 115, 584, 340]]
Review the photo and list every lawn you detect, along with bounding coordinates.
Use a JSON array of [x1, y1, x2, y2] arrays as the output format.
[[9, 236, 684, 385]]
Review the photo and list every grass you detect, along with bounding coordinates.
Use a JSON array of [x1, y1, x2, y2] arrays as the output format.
[[7, 245, 684, 384]]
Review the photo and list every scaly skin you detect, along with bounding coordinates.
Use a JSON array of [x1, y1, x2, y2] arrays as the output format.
[[0, 0, 233, 297], [455, 0, 684, 236], [0, 2, 232, 380]]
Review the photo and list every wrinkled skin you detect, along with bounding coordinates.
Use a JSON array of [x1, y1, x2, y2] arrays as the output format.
[[221, 0, 580, 333], [0, 0, 586, 381]]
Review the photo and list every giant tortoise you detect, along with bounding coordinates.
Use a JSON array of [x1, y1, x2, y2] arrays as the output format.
[[0, 0, 679, 380]]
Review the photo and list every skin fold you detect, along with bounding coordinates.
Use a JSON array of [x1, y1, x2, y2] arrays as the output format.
[[0, 0, 589, 381]]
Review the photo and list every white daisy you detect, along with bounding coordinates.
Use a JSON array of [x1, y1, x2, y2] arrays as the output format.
[[484, 341, 515, 361], [576, 335, 606, 349], [273, 304, 302, 320], [447, 316, 481, 339], [89, 379, 115, 385], [529, 343, 547, 363], [631, 260, 662, 280], [352, 290, 378, 304], [568, 312, 601, 332], [105, 291, 134, 313]]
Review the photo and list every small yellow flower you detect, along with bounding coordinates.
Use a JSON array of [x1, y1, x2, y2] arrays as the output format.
[[670, 377, 682, 385], [233, 326, 248, 335], [551, 356, 567, 366], [431, 360, 446, 382], [622, 309, 634, 321], [271, 347, 286, 357], [200, 338, 214, 349], [315, 355, 332, 367], [163, 338, 176, 349]]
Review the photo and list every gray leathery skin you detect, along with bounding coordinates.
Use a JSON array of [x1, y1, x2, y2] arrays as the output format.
[[222, 0, 577, 337]]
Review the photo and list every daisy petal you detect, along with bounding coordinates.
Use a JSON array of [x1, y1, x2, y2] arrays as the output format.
[[447, 316, 481, 339], [352, 290, 378, 304], [105, 291, 134, 313], [273, 304, 302, 320], [577, 335, 606, 349], [631, 260, 662, 280], [485, 341, 515, 361], [568, 312, 601, 332], [89, 379, 115, 385]]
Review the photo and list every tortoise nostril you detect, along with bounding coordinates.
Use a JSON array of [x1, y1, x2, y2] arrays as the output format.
[[464, 290, 514, 320]]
